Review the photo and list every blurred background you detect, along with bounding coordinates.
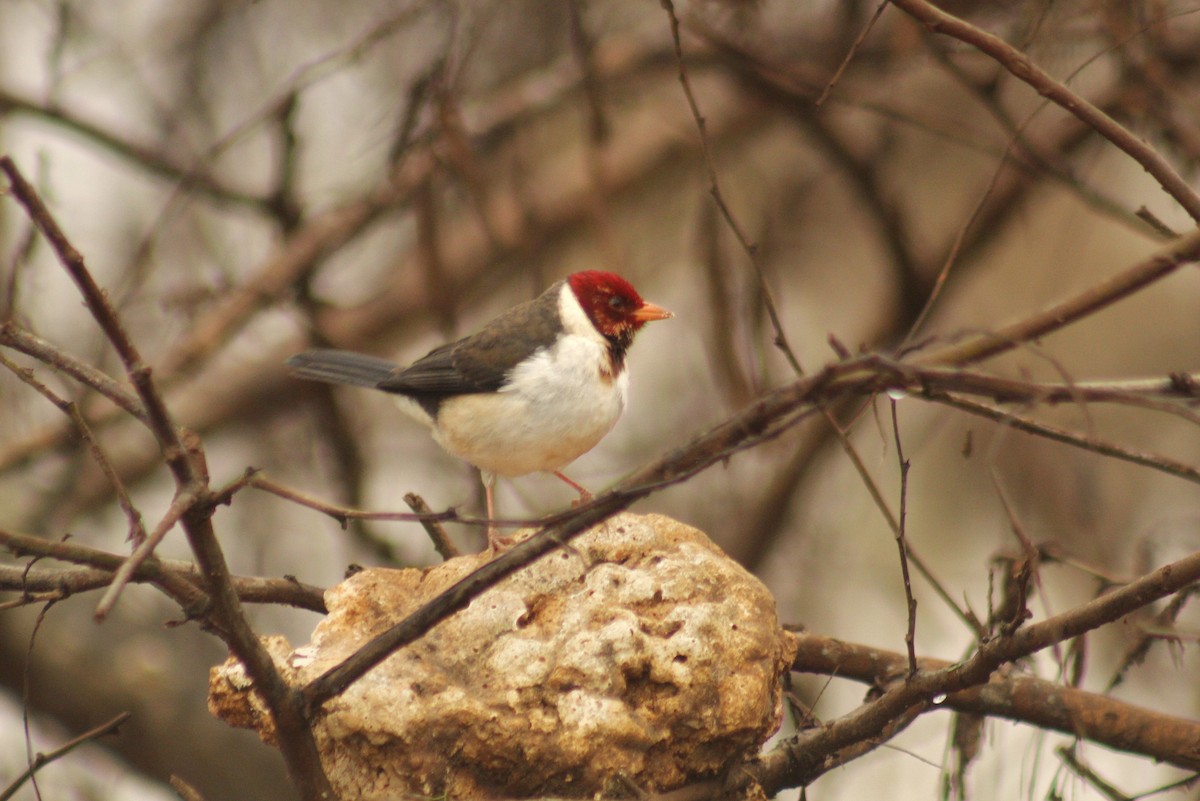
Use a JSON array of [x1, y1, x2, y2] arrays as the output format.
[[3, 1, 1200, 798]]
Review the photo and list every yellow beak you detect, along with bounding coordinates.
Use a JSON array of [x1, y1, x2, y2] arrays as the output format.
[[632, 301, 674, 322]]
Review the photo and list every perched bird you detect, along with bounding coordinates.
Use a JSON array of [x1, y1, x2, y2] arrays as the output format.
[[288, 271, 673, 550]]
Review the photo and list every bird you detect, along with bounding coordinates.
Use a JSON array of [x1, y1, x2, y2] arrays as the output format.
[[287, 270, 673, 551]]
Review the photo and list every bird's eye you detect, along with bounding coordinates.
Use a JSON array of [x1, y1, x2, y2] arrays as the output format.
[[608, 296, 627, 311]]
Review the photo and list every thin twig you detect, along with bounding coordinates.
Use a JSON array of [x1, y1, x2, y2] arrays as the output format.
[[888, 0, 1200, 222], [788, 632, 1200, 773], [0, 156, 335, 800], [889, 400, 919, 676], [664, 2, 977, 635], [94, 481, 204, 620], [0, 88, 270, 212], [826, 405, 984, 635], [1056, 746, 1132, 801], [19, 599, 54, 801], [0, 711, 133, 801], [920, 225, 1200, 367], [748, 546, 1200, 793], [659, 0, 804, 375], [0, 538, 326, 614], [404, 492, 460, 560], [169, 775, 209, 801], [248, 473, 473, 526], [931, 393, 1200, 486], [988, 468, 1056, 665], [0, 322, 146, 422], [0, 352, 147, 544], [815, 0, 890, 107]]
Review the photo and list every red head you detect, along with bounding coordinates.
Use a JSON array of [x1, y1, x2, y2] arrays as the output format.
[[567, 271, 673, 341]]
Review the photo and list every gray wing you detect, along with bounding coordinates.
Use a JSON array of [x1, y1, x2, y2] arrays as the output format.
[[378, 280, 565, 399]]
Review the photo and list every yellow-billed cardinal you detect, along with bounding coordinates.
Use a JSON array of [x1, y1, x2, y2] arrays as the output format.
[[288, 271, 672, 550]]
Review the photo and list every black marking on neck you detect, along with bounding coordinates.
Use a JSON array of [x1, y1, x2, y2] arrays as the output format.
[[604, 329, 633, 378]]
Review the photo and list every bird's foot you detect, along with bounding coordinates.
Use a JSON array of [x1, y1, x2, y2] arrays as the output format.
[[552, 470, 593, 506], [483, 528, 516, 556], [549, 465, 592, 503]]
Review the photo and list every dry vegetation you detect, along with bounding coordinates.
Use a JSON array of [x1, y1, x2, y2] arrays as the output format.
[[3, 1, 1200, 799]]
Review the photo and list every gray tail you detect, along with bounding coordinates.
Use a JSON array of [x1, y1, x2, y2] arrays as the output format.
[[287, 349, 398, 388]]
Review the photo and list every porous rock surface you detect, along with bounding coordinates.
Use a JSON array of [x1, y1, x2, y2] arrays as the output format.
[[209, 512, 793, 799]]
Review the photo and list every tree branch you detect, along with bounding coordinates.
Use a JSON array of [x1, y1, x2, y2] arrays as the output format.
[[0, 156, 335, 800], [790, 632, 1200, 772], [888, 0, 1200, 222]]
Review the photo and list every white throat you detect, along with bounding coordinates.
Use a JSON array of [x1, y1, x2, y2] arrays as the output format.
[[557, 282, 608, 345]]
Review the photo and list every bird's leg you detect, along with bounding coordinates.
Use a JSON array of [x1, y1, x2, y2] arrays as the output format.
[[552, 470, 593, 506], [481, 470, 512, 554]]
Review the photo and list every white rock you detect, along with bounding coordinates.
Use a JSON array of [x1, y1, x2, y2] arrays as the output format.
[[209, 513, 794, 799]]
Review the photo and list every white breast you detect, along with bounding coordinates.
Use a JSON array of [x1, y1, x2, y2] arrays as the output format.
[[432, 284, 628, 477]]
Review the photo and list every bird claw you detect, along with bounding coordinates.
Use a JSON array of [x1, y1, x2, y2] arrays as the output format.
[[483, 529, 516, 556]]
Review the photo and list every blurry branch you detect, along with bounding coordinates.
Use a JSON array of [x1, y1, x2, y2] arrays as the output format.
[[814, 0, 890, 107], [0, 167, 406, 473], [0, 156, 335, 800], [0, 710, 132, 801], [0, 324, 147, 424], [298, 217, 1200, 717], [0, 89, 271, 212], [0, 350, 147, 544], [169, 775, 209, 801], [688, 12, 1158, 574], [660, 0, 803, 376], [1104, 7, 1200, 172], [567, 0, 630, 277], [918, 30, 1163, 244], [157, 179, 412, 379], [692, 14, 1170, 300], [0, 558, 325, 614], [696, 201, 755, 408], [265, 91, 303, 231], [1106, 584, 1200, 692], [749, 546, 1200, 793], [929, 393, 1200, 486], [918, 225, 1200, 367], [667, 0, 978, 636], [889, 0, 1200, 223], [203, 4, 438, 171], [1056, 746, 1135, 801], [788, 632, 1200, 772], [0, 39, 737, 514]]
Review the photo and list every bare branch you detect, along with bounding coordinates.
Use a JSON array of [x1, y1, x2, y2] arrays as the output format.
[[0, 156, 335, 800], [0, 711, 133, 801], [0, 539, 326, 614], [0, 351, 147, 543], [888, 0, 1200, 222], [404, 492, 460, 560], [889, 401, 919, 676], [93, 481, 204, 620], [919, 226, 1200, 367], [751, 547, 1200, 792], [789, 632, 1200, 773]]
